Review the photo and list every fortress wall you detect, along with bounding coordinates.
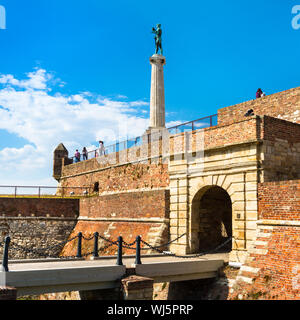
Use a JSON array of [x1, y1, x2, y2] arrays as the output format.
[[228, 180, 300, 300], [60, 162, 169, 195], [79, 190, 169, 219], [261, 116, 300, 182], [0, 198, 79, 259], [61, 190, 170, 257], [218, 86, 300, 126], [61, 116, 261, 188], [169, 116, 260, 155], [0, 198, 79, 218]]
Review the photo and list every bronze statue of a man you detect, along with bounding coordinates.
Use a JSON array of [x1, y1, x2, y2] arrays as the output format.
[[152, 24, 163, 55]]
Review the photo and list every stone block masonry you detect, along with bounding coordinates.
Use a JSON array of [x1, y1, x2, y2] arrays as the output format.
[[0, 198, 79, 259]]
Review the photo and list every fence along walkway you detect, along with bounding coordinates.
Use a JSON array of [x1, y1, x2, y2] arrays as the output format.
[[0, 185, 90, 198], [70, 114, 218, 162]]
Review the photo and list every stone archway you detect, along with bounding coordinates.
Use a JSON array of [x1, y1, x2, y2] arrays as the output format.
[[191, 186, 232, 253]]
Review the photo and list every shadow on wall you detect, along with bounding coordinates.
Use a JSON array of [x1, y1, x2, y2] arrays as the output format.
[[166, 276, 230, 300]]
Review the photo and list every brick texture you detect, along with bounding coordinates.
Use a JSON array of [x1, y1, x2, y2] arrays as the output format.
[[0, 198, 79, 218], [258, 181, 300, 220], [218, 86, 300, 126], [229, 180, 300, 300], [80, 190, 169, 219]]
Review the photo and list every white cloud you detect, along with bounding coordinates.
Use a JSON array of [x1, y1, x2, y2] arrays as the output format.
[[0, 69, 150, 186]]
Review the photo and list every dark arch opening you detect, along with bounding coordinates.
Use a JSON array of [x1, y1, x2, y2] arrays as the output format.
[[192, 186, 232, 253]]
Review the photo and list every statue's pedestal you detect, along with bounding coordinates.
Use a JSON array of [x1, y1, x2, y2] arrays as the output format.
[[149, 54, 166, 130]]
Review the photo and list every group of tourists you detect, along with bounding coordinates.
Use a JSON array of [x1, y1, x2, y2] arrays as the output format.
[[73, 88, 266, 164], [74, 141, 105, 163]]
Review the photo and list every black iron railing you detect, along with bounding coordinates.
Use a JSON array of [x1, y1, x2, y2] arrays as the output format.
[[69, 114, 218, 163], [0, 232, 232, 272]]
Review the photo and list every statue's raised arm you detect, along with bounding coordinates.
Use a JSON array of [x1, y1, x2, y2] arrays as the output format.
[[152, 24, 163, 55]]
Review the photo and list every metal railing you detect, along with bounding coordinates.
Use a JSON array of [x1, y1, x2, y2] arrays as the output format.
[[0, 232, 232, 272], [0, 186, 91, 198], [69, 114, 218, 163]]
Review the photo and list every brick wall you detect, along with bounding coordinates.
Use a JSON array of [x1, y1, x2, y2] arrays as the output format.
[[61, 162, 169, 195], [258, 181, 300, 221], [168, 117, 261, 156], [61, 190, 170, 257], [218, 86, 300, 126], [0, 198, 79, 217], [229, 180, 300, 300], [80, 190, 169, 219], [262, 117, 300, 182], [263, 115, 300, 143]]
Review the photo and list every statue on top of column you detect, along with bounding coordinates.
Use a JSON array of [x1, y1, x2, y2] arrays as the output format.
[[152, 24, 163, 55]]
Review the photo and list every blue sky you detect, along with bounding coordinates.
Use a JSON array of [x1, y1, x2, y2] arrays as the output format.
[[0, 0, 299, 186]]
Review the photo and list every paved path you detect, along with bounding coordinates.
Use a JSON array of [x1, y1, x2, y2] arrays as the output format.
[[7, 252, 229, 271]]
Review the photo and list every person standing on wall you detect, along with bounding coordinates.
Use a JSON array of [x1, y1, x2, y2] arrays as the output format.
[[74, 149, 81, 163], [256, 88, 263, 99], [99, 141, 105, 156], [82, 147, 88, 160]]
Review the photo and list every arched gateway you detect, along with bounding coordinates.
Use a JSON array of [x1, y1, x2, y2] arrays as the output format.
[[190, 186, 232, 253]]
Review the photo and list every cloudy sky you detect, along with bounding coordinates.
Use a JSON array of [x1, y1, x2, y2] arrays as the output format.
[[0, 0, 299, 186]]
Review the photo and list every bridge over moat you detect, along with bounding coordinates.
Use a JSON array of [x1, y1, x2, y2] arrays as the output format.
[[0, 233, 226, 299]]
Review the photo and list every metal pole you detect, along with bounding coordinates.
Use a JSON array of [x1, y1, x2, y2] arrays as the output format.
[[135, 235, 142, 265], [76, 232, 82, 258], [116, 236, 123, 266], [14, 187, 17, 198], [93, 232, 99, 258], [38, 187, 41, 198], [1, 236, 10, 272]]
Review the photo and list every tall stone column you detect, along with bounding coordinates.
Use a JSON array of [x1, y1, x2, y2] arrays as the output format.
[[149, 54, 166, 129]]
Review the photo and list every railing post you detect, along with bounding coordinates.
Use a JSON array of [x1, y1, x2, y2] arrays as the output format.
[[93, 232, 99, 258], [38, 187, 41, 198], [76, 232, 82, 258], [1, 236, 10, 272], [14, 187, 17, 198], [210, 115, 213, 127], [116, 236, 123, 266], [135, 235, 142, 265]]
